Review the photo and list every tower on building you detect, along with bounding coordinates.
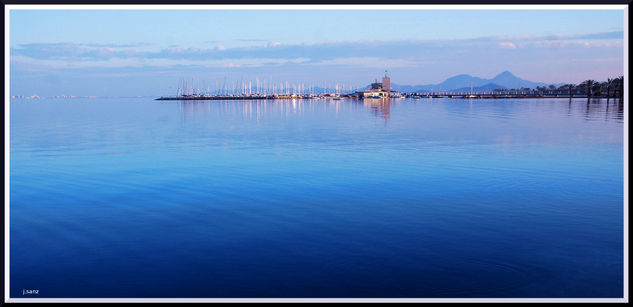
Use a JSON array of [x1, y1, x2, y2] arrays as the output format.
[[382, 70, 391, 93]]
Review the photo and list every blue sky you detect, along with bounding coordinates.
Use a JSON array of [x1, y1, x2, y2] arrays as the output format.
[[9, 8, 626, 97]]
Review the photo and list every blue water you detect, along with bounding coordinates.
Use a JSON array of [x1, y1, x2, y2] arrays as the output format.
[[10, 98, 624, 298]]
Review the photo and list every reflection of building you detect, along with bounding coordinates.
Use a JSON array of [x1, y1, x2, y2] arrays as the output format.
[[366, 100, 391, 119], [357, 71, 391, 98]]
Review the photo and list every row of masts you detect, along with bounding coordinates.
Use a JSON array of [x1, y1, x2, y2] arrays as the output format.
[[176, 78, 358, 97]]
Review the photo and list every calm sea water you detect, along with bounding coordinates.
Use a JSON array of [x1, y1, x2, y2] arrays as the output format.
[[9, 97, 624, 298]]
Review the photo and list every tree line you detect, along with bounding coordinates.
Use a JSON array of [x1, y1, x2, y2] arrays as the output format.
[[492, 76, 624, 99]]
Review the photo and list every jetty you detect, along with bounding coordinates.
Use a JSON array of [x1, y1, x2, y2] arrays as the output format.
[[155, 92, 596, 101], [155, 94, 359, 101]]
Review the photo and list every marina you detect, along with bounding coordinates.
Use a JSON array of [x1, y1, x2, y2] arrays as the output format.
[[156, 73, 624, 101]]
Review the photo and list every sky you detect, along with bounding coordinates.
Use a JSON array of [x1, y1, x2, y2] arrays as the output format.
[[8, 7, 626, 97]]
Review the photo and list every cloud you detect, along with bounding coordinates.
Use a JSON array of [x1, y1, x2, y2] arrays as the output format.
[[234, 38, 268, 42], [10, 54, 311, 70], [307, 57, 429, 68], [529, 39, 623, 49], [10, 30, 623, 74], [576, 31, 624, 39], [493, 31, 623, 42], [499, 42, 517, 49]]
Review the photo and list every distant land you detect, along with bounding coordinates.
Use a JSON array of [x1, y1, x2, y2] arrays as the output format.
[[390, 71, 565, 93]]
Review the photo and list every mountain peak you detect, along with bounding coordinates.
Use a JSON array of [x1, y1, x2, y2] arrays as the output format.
[[391, 71, 551, 92], [495, 70, 515, 78]]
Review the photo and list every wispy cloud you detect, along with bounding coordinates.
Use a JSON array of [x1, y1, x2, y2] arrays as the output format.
[[498, 42, 517, 49], [306, 57, 430, 68], [11, 54, 312, 69], [12, 30, 624, 66], [492, 31, 623, 41], [234, 38, 268, 42]]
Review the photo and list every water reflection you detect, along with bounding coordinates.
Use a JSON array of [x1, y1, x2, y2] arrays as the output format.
[[178, 99, 310, 122], [362, 98, 392, 122], [176, 97, 623, 125], [580, 98, 625, 122], [177, 98, 397, 122]]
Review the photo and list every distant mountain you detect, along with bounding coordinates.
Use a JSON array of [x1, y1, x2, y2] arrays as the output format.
[[391, 71, 562, 93], [432, 74, 488, 91], [451, 83, 507, 92], [488, 71, 546, 89]]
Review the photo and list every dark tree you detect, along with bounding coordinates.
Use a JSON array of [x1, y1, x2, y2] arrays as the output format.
[[593, 82, 604, 97], [582, 80, 596, 100], [617, 76, 624, 99], [548, 85, 557, 95], [568, 84, 575, 98]]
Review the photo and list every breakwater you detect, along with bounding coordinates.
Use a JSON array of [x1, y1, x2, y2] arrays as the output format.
[[156, 94, 607, 101], [155, 95, 354, 101]]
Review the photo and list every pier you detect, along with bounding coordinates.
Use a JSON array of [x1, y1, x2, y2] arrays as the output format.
[[155, 92, 598, 101], [405, 93, 591, 99], [155, 94, 358, 101]]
